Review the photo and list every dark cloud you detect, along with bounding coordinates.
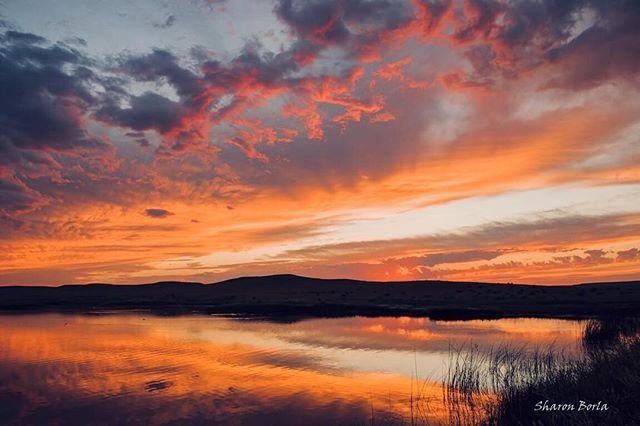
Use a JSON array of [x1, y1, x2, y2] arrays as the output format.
[[144, 208, 175, 218], [108, 45, 307, 150], [97, 49, 209, 148], [120, 49, 204, 105], [544, 4, 640, 89], [344, 0, 419, 29], [275, 0, 351, 45], [0, 30, 113, 219], [223, 42, 303, 85], [494, 0, 581, 49], [451, 0, 640, 89], [274, 0, 418, 57], [105, 40, 318, 153], [4, 30, 46, 44], [0, 30, 104, 151], [97, 92, 186, 134]]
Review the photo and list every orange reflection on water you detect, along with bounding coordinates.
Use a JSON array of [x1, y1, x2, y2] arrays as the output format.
[[0, 314, 449, 425], [0, 314, 585, 425]]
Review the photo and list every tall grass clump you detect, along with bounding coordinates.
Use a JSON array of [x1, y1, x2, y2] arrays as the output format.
[[443, 342, 571, 425], [444, 318, 640, 426]]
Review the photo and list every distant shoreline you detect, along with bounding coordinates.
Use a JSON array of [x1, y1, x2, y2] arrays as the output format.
[[1, 274, 639, 320]]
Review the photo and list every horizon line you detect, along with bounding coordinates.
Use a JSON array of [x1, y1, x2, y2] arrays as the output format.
[[2, 273, 639, 289]]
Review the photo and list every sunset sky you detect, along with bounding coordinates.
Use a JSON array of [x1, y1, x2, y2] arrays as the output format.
[[1, 0, 639, 285]]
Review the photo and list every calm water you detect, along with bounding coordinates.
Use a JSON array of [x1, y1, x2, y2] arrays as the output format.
[[0, 314, 585, 425]]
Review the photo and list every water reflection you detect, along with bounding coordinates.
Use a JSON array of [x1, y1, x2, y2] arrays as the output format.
[[0, 314, 585, 425]]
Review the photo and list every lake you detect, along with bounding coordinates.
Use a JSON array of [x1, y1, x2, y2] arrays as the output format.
[[0, 313, 586, 425]]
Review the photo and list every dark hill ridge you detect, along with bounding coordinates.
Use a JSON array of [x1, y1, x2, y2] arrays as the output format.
[[1, 274, 639, 319]]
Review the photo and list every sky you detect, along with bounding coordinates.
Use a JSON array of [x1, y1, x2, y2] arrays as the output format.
[[0, 0, 639, 285]]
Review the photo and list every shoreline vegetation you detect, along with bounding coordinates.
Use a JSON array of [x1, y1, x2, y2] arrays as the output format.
[[439, 318, 640, 426], [1, 274, 639, 320]]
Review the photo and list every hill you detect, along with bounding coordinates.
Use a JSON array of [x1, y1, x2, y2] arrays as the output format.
[[1, 274, 639, 319]]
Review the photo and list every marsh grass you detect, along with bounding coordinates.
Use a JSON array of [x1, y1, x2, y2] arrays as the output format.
[[442, 342, 571, 425], [442, 318, 640, 426]]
